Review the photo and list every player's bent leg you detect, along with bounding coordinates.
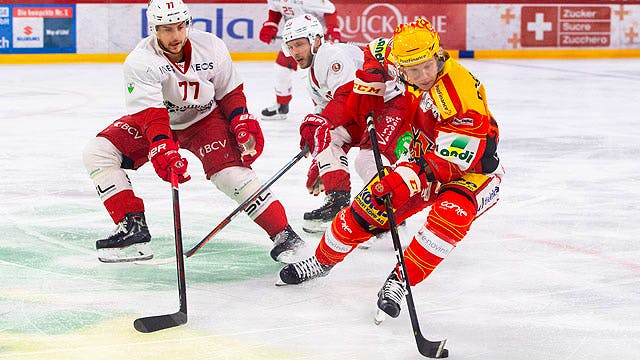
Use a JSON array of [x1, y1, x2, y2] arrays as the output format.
[[277, 206, 371, 286], [83, 136, 152, 262], [377, 190, 475, 318], [211, 166, 304, 262]]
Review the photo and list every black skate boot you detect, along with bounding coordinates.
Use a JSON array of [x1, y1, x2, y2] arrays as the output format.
[[96, 212, 153, 263], [376, 270, 406, 320], [276, 255, 334, 286], [302, 190, 350, 233], [261, 103, 289, 121], [270, 224, 305, 262]]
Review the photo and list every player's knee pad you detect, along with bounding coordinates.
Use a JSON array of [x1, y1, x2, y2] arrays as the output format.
[[210, 166, 275, 220], [427, 190, 476, 243], [354, 149, 392, 184], [82, 136, 122, 170], [83, 137, 132, 201]]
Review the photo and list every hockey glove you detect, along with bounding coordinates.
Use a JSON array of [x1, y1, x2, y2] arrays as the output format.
[[299, 114, 331, 157], [347, 69, 385, 121], [306, 159, 324, 196], [259, 21, 279, 44], [148, 138, 191, 183], [371, 162, 425, 208], [230, 113, 264, 166]]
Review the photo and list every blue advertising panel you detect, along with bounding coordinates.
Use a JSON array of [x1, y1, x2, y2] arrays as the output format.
[[0, 4, 76, 54]]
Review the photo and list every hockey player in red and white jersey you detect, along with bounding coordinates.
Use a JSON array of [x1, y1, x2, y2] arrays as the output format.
[[279, 14, 412, 234], [258, 0, 341, 120], [82, 0, 304, 263], [277, 19, 504, 322]]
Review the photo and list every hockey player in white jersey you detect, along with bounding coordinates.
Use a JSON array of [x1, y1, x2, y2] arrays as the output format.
[[82, 0, 304, 263], [281, 14, 412, 234], [258, 0, 341, 120]]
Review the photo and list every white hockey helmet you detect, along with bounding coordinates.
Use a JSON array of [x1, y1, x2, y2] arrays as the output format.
[[147, 0, 192, 35], [281, 14, 325, 56]]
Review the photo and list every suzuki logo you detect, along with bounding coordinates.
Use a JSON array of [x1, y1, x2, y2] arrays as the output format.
[[23, 26, 32, 35]]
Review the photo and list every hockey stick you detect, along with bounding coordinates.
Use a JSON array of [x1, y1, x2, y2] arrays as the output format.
[[133, 171, 187, 332], [366, 113, 448, 358], [183, 145, 310, 258]]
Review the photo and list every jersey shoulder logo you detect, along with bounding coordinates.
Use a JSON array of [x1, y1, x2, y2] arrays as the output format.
[[430, 81, 456, 119], [330, 61, 343, 74]]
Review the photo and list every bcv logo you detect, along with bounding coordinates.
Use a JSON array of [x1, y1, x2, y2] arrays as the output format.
[[141, 8, 254, 39]]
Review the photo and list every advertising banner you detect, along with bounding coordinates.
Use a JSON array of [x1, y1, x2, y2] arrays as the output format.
[[467, 4, 639, 50], [0, 4, 76, 53], [337, 2, 466, 50]]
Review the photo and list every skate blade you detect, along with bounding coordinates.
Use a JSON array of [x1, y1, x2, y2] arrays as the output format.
[[374, 309, 387, 325], [275, 276, 293, 287], [98, 243, 153, 263], [261, 114, 287, 121], [302, 219, 328, 234]]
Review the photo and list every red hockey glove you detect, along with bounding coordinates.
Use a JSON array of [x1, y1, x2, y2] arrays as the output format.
[[306, 159, 324, 196], [259, 21, 279, 44], [371, 162, 425, 208], [299, 114, 331, 157], [326, 28, 342, 43], [347, 69, 385, 121], [148, 138, 191, 183], [230, 113, 264, 166]]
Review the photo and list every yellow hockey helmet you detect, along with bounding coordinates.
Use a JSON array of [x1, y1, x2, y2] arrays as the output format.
[[391, 18, 440, 67]]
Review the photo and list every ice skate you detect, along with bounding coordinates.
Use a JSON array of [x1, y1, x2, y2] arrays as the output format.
[[270, 224, 305, 262], [260, 103, 289, 121], [376, 270, 406, 319], [96, 212, 153, 263], [276, 255, 333, 285], [302, 190, 350, 233]]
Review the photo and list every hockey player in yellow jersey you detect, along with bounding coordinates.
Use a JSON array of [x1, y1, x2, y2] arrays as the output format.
[[277, 18, 504, 324]]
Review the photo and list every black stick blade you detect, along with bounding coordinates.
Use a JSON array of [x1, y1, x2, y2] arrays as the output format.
[[418, 337, 448, 358], [133, 311, 187, 333]]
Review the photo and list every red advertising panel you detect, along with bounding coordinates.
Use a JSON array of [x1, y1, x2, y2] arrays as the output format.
[[336, 3, 466, 50], [521, 6, 611, 47]]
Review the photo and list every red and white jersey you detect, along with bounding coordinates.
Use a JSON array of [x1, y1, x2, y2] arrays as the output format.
[[306, 42, 363, 114], [267, 0, 335, 24], [123, 29, 243, 130]]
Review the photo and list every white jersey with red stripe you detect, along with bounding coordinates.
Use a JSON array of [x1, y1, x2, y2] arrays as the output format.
[[306, 42, 363, 113], [267, 0, 335, 24], [122, 29, 243, 130]]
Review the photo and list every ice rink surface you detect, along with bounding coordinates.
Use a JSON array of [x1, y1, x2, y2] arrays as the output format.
[[0, 58, 639, 359]]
